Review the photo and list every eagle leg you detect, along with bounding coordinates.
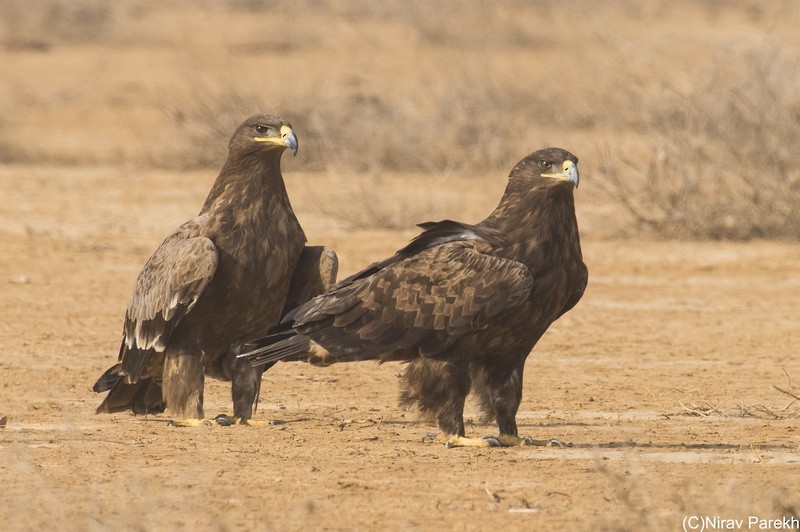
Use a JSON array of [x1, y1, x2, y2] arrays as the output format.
[[162, 339, 204, 420], [230, 350, 271, 421], [400, 357, 472, 438], [174, 349, 277, 428], [471, 358, 526, 440]]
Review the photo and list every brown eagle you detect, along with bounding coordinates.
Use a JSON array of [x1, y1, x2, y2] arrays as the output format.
[[239, 147, 587, 446], [93, 114, 338, 425]]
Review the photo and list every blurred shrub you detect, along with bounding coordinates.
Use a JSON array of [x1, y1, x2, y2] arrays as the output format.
[[163, 53, 563, 174], [0, 0, 116, 49], [598, 47, 800, 240]]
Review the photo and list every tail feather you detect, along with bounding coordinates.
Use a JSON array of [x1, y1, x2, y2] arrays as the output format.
[[240, 334, 311, 367], [94, 363, 165, 415], [93, 363, 124, 393]]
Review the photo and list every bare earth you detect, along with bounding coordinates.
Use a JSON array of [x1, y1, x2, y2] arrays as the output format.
[[1, 164, 798, 531], [2, 2, 800, 530]]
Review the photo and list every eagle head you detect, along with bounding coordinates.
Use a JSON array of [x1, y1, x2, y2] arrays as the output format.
[[229, 114, 298, 157], [513, 147, 579, 188]]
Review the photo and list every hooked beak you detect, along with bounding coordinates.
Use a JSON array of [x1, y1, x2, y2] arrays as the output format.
[[542, 160, 579, 188], [254, 125, 299, 156], [282, 126, 298, 156]]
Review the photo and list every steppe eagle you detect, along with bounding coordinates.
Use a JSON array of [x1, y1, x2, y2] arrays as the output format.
[[93, 114, 338, 425], [239, 148, 587, 446]]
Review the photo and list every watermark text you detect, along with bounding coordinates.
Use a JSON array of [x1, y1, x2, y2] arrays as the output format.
[[683, 515, 800, 532]]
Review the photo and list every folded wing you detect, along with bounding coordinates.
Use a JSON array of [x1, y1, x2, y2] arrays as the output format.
[[119, 233, 218, 383], [246, 222, 533, 364]]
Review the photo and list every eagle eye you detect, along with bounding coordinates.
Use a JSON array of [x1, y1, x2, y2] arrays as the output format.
[[254, 125, 268, 135], [537, 160, 550, 169]]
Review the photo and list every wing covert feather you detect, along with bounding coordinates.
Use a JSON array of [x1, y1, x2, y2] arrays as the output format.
[[120, 235, 218, 380], [293, 240, 532, 357]]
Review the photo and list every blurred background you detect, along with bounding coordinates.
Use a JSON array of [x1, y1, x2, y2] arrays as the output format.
[[0, 0, 798, 239]]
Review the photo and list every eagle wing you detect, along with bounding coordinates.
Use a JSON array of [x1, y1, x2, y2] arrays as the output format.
[[119, 233, 218, 382], [280, 245, 339, 317], [291, 225, 532, 359], [557, 261, 588, 319]]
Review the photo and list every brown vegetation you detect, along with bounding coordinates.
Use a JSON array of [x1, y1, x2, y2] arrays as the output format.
[[598, 46, 800, 240], [2, 1, 799, 238]]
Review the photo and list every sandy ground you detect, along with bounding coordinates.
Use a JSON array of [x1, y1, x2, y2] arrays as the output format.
[[1, 164, 799, 531], [2, 2, 800, 530]]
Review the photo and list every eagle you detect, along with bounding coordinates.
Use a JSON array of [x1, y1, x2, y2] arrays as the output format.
[[239, 147, 587, 446], [93, 114, 338, 425]]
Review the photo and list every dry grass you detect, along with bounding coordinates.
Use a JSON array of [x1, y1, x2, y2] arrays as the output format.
[[596, 458, 800, 531], [160, 49, 563, 174], [597, 46, 800, 240], [2, 1, 800, 239], [673, 374, 800, 421], [0, 0, 116, 50]]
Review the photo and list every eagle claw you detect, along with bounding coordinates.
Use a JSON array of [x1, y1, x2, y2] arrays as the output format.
[[481, 436, 502, 447], [422, 432, 438, 444], [214, 414, 234, 426]]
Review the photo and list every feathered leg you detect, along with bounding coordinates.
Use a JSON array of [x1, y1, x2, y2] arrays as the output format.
[[225, 348, 276, 426], [215, 246, 338, 426], [231, 354, 262, 421], [401, 357, 498, 447], [196, 344, 277, 427], [162, 338, 206, 425], [471, 358, 532, 447]]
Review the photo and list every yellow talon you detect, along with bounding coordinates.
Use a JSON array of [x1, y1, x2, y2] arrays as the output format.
[[239, 418, 268, 426], [167, 415, 250, 426], [214, 414, 274, 426], [496, 434, 534, 447], [167, 418, 214, 427], [445, 435, 495, 448], [441, 434, 534, 448]]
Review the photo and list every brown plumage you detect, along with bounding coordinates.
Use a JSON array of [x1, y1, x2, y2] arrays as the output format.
[[239, 147, 587, 446], [93, 114, 337, 423]]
